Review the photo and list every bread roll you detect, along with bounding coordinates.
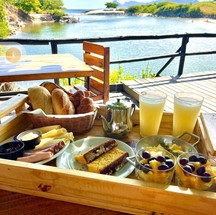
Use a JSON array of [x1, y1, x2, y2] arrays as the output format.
[[41, 81, 60, 94], [70, 90, 85, 109], [77, 97, 96, 114], [41, 81, 75, 99], [52, 88, 75, 115], [28, 86, 54, 114]]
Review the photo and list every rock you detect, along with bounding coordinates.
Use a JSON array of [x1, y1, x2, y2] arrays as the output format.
[[30, 14, 54, 22], [59, 16, 79, 24], [0, 82, 21, 92]]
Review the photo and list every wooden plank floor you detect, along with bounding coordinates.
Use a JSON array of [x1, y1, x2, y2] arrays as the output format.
[[121, 72, 216, 113]]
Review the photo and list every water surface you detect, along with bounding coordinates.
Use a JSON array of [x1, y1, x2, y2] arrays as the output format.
[[10, 10, 216, 88]]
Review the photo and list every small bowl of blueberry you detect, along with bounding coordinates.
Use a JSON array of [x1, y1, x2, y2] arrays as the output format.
[[176, 152, 216, 190], [127, 147, 176, 185]]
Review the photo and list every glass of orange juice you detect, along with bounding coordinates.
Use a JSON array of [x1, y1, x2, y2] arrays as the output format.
[[173, 92, 203, 136], [139, 91, 167, 137]]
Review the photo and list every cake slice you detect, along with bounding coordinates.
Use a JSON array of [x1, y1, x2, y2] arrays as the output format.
[[75, 139, 117, 164], [87, 147, 129, 175]]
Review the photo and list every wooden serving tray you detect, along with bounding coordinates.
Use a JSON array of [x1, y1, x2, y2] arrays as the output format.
[[0, 94, 216, 215]]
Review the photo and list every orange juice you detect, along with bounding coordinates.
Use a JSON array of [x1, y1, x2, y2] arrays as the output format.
[[173, 93, 203, 136], [139, 91, 166, 136]]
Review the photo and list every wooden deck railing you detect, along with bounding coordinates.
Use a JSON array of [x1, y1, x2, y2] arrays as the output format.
[[1, 33, 216, 76]]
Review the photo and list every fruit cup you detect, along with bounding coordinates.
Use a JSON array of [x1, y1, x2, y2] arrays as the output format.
[[127, 148, 176, 185], [176, 152, 216, 191]]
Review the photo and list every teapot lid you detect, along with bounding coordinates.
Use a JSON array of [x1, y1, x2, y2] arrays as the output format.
[[106, 98, 131, 110]]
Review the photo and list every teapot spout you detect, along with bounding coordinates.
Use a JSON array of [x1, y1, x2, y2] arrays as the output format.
[[98, 115, 112, 132]]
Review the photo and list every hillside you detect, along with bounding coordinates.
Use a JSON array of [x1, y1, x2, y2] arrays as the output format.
[[114, 0, 199, 7], [124, 1, 216, 18], [4, 3, 32, 35], [196, 2, 216, 16]]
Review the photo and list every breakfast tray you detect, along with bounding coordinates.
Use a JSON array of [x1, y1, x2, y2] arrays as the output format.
[[0, 94, 216, 215]]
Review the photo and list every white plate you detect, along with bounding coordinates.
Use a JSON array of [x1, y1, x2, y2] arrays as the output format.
[[56, 137, 135, 178], [36, 141, 71, 165]]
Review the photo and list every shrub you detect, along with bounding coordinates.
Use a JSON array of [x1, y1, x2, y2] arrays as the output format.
[[110, 65, 137, 84], [141, 64, 155, 78], [49, 9, 66, 21], [188, 7, 202, 18], [125, 6, 143, 15]]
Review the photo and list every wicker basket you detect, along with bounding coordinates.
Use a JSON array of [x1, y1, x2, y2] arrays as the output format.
[[25, 109, 98, 134]]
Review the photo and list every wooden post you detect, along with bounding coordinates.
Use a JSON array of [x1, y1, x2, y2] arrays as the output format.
[[156, 46, 182, 77], [50, 42, 60, 85], [177, 35, 189, 77], [50, 42, 58, 54]]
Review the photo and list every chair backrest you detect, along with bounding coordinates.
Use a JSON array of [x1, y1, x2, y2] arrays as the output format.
[[83, 41, 110, 104]]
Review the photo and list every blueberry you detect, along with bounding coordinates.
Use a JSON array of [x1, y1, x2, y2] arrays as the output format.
[[197, 166, 206, 176], [142, 150, 151, 159], [165, 159, 174, 169], [158, 164, 169, 171], [164, 155, 170, 160], [156, 155, 166, 162], [143, 164, 152, 174], [183, 165, 193, 173], [179, 157, 189, 166], [201, 172, 211, 183], [189, 155, 198, 162], [148, 157, 156, 163], [198, 156, 207, 165], [187, 163, 195, 172]]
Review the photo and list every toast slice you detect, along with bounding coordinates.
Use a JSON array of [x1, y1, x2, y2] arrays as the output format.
[[75, 139, 117, 164], [87, 147, 129, 175]]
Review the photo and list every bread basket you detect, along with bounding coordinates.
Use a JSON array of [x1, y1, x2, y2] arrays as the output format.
[[25, 109, 98, 134]]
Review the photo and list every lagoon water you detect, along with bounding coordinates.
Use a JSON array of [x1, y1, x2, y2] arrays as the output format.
[[10, 9, 216, 88]]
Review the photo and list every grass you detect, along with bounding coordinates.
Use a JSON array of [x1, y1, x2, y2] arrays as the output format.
[[60, 65, 156, 86], [141, 64, 155, 78], [110, 65, 137, 84]]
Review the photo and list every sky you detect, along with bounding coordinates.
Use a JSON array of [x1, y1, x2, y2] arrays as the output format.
[[63, 0, 148, 9], [63, 0, 109, 9]]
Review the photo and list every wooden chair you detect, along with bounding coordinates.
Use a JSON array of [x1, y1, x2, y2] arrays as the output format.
[[83, 41, 110, 104]]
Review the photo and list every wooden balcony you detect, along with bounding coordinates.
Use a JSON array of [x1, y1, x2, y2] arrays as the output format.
[[118, 71, 216, 113]]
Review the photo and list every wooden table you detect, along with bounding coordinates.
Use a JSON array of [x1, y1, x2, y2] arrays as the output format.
[[0, 54, 93, 83]]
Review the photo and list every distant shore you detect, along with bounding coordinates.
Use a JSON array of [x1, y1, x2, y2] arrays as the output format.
[[84, 9, 125, 15], [84, 9, 216, 25]]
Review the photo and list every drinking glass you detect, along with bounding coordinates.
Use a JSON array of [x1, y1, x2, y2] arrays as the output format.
[[173, 92, 203, 136], [139, 91, 167, 137]]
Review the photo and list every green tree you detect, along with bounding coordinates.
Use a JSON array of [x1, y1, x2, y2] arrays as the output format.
[[39, 0, 64, 11], [0, 0, 10, 38], [188, 7, 202, 18], [126, 5, 143, 14], [14, 0, 41, 13], [105, 2, 118, 9]]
